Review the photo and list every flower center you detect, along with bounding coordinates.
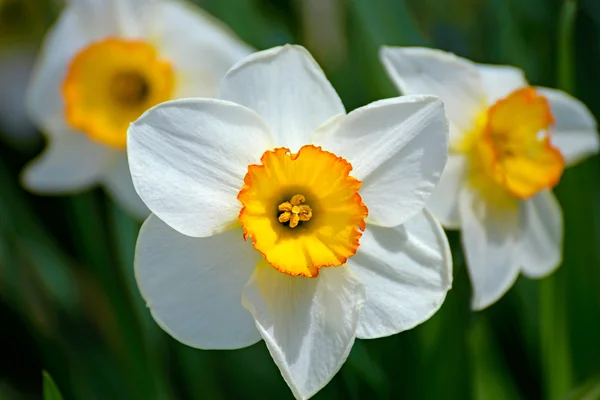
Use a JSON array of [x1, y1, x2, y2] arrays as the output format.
[[238, 145, 368, 278], [278, 194, 313, 228], [459, 87, 564, 204], [62, 38, 174, 149], [109, 71, 150, 107]]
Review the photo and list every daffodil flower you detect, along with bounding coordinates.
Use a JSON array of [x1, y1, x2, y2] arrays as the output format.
[[129, 45, 453, 399], [22, 0, 251, 218], [380, 47, 600, 310]]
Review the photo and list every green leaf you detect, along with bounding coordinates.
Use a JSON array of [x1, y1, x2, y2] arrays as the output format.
[[469, 317, 522, 400], [18, 238, 78, 312], [43, 371, 64, 400], [557, 0, 577, 92], [65, 194, 158, 399], [345, 340, 389, 397], [200, 0, 292, 48], [562, 375, 600, 400], [344, 0, 427, 104], [349, 0, 426, 46]]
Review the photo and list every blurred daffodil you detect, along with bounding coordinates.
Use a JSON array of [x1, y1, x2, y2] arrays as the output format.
[[22, 0, 251, 218], [380, 47, 600, 310], [129, 45, 452, 399]]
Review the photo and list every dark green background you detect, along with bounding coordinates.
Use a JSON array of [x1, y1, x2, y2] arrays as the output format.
[[1, 0, 599, 398]]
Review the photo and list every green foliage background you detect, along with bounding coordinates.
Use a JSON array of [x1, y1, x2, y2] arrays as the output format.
[[1, 0, 599, 398]]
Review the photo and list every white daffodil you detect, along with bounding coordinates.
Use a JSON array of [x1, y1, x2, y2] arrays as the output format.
[[21, 0, 251, 219], [380, 46, 600, 310], [129, 45, 452, 399]]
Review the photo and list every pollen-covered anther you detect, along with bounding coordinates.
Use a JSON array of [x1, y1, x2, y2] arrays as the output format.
[[278, 194, 313, 228]]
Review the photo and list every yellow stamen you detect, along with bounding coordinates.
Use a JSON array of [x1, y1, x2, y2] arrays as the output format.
[[278, 194, 313, 228]]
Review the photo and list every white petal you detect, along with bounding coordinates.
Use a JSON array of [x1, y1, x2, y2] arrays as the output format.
[[537, 87, 600, 166], [313, 96, 448, 227], [219, 45, 345, 152], [135, 216, 261, 349], [347, 209, 452, 339], [379, 46, 487, 139], [476, 64, 528, 104], [102, 154, 149, 220], [426, 155, 466, 229], [242, 263, 365, 400], [22, 132, 115, 193], [128, 98, 273, 237], [151, 0, 253, 99], [459, 187, 522, 310], [26, 7, 90, 135], [68, 0, 146, 38], [518, 191, 563, 278]]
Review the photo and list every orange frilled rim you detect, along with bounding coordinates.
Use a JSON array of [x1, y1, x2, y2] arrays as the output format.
[[467, 87, 564, 202], [237, 145, 368, 278]]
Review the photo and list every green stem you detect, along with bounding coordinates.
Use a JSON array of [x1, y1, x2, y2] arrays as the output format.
[[539, 275, 573, 400], [468, 317, 521, 400], [539, 2, 577, 398]]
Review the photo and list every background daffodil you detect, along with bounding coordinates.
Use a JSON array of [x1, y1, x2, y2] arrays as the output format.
[[128, 45, 453, 399], [380, 46, 600, 310], [21, 0, 252, 219]]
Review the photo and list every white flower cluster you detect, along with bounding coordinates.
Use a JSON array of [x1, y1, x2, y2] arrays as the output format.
[[20, 0, 599, 399]]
